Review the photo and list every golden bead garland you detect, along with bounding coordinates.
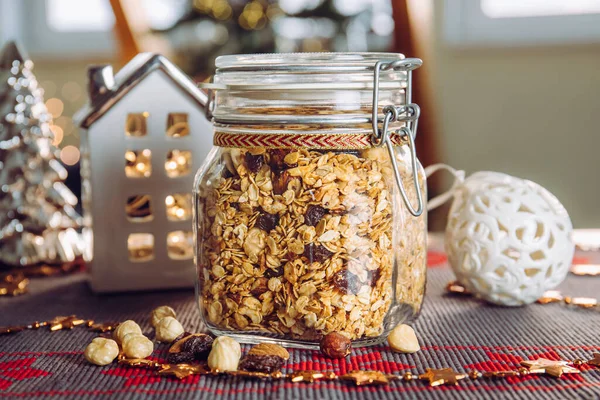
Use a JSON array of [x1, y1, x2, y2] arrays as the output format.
[[447, 281, 600, 310]]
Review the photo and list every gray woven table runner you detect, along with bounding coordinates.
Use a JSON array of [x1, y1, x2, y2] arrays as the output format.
[[1, 262, 599, 400]]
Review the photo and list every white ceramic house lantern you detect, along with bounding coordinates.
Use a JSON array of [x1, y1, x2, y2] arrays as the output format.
[[74, 53, 210, 292]]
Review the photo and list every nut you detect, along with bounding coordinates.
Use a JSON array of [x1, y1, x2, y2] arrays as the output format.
[[84, 337, 119, 366], [320, 332, 352, 359], [113, 320, 142, 344], [271, 170, 292, 195], [387, 324, 420, 353], [155, 316, 185, 343], [239, 342, 290, 373], [247, 343, 290, 360], [122, 334, 154, 359], [151, 305, 176, 327], [167, 333, 213, 363], [207, 336, 241, 371]]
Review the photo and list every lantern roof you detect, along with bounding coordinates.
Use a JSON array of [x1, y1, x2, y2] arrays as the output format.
[[74, 53, 208, 129]]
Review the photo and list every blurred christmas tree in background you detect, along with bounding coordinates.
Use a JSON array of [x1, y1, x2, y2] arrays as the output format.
[[0, 42, 83, 269], [156, 0, 394, 77]]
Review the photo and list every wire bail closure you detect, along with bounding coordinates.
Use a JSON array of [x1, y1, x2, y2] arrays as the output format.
[[371, 58, 424, 217]]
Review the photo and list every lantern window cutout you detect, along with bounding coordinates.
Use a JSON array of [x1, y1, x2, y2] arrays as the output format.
[[125, 149, 152, 178], [128, 233, 155, 262], [167, 113, 189, 138], [166, 193, 192, 221], [125, 113, 148, 137], [167, 230, 193, 260], [165, 150, 192, 177], [126, 195, 153, 222]]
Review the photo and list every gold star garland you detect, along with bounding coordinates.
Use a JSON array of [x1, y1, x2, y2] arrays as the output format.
[[115, 354, 600, 387], [447, 281, 600, 310]]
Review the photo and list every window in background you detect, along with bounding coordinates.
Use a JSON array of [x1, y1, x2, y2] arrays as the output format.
[[481, 0, 600, 18], [444, 0, 600, 47], [46, 0, 114, 31], [142, 0, 188, 30], [166, 230, 193, 260], [165, 150, 192, 178], [126, 195, 154, 222], [128, 233, 155, 262]]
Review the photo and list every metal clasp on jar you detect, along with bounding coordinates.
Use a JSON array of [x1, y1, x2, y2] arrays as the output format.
[[371, 58, 424, 217]]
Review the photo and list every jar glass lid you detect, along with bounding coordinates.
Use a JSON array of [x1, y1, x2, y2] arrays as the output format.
[[209, 52, 415, 91], [215, 52, 406, 71]]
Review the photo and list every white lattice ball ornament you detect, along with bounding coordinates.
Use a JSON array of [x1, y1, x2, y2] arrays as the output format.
[[443, 171, 574, 306]]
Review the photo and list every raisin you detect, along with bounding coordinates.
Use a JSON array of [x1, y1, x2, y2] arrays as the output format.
[[368, 268, 381, 288], [181, 334, 213, 360], [268, 149, 290, 171], [255, 211, 279, 232], [166, 351, 196, 364], [239, 354, 285, 373], [331, 270, 361, 294], [245, 152, 264, 173], [271, 170, 292, 195], [250, 277, 269, 297], [265, 267, 283, 278], [303, 243, 333, 263], [168, 333, 213, 363], [230, 202, 240, 211], [304, 205, 327, 227]]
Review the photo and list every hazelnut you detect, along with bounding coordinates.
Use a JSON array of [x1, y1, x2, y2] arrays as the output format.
[[113, 320, 142, 344], [84, 337, 119, 366], [150, 305, 176, 328], [387, 324, 420, 353], [155, 316, 185, 343], [320, 332, 351, 359], [208, 336, 241, 371], [122, 334, 154, 359]]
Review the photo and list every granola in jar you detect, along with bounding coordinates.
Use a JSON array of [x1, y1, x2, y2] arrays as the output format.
[[197, 146, 426, 341], [194, 52, 427, 347]]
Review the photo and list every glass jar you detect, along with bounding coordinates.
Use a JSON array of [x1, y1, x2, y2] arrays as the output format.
[[194, 53, 427, 348]]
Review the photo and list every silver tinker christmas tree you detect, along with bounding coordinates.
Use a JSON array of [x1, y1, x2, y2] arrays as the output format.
[[0, 41, 83, 268]]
